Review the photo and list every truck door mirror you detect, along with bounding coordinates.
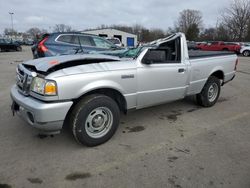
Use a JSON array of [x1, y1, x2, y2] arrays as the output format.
[[142, 49, 166, 64]]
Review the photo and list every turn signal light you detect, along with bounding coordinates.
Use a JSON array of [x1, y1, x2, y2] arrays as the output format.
[[44, 82, 57, 95]]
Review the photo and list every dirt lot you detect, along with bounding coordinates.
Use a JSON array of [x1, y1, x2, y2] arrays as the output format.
[[0, 46, 250, 188]]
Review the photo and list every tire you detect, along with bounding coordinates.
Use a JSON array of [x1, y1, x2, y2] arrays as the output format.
[[196, 76, 221, 107], [16, 46, 22, 51], [242, 50, 250, 57], [222, 48, 229, 51], [69, 94, 120, 146]]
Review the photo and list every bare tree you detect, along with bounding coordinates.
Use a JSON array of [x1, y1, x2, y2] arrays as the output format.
[[53, 24, 74, 32], [246, 20, 250, 41], [176, 9, 203, 39], [26, 27, 47, 39], [186, 24, 200, 41], [215, 24, 230, 41], [4, 28, 17, 36], [199, 25, 231, 41], [200, 28, 217, 41], [221, 0, 250, 41]]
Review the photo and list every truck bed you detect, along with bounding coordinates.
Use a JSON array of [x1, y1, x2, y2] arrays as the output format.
[[189, 50, 235, 59]]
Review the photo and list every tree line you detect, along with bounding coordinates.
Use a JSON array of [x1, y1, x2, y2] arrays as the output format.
[[3, 24, 75, 40], [3, 0, 250, 42], [109, 0, 250, 42]]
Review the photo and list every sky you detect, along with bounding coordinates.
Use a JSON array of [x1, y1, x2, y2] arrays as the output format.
[[0, 0, 230, 34]]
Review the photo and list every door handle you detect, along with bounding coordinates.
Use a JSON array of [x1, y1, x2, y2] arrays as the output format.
[[178, 68, 186, 73]]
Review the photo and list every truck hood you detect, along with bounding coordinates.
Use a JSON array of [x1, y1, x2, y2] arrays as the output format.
[[22, 54, 120, 73]]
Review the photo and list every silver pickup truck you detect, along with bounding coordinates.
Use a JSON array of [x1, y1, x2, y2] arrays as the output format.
[[11, 33, 238, 146]]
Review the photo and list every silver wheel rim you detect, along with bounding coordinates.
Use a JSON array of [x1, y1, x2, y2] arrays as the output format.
[[85, 107, 113, 138], [244, 51, 249, 56], [208, 83, 219, 102]]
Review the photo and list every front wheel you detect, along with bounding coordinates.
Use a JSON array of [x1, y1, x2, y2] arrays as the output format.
[[242, 50, 250, 57], [69, 94, 120, 146], [196, 76, 221, 107]]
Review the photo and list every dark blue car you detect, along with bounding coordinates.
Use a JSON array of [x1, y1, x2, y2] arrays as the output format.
[[32, 32, 120, 58], [0, 38, 22, 52]]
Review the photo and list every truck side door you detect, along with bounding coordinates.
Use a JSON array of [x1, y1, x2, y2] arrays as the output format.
[[137, 37, 189, 108]]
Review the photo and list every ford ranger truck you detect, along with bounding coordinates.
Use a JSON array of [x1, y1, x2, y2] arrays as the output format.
[[10, 33, 238, 146]]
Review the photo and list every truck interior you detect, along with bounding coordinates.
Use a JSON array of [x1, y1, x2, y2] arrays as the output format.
[[142, 37, 181, 64]]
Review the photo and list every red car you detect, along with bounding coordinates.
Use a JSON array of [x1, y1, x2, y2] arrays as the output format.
[[197, 41, 241, 53]]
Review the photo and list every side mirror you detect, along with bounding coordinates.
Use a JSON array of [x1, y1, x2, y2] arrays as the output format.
[[142, 49, 166, 65]]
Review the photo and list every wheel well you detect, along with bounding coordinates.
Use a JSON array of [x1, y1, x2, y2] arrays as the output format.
[[74, 88, 127, 114], [62, 88, 127, 130], [210, 70, 224, 82]]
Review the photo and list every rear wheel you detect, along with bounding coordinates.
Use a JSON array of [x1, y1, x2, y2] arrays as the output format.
[[196, 76, 221, 107], [69, 94, 120, 146], [242, 50, 250, 57]]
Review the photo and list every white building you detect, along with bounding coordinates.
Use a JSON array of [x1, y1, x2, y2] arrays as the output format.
[[82, 28, 138, 47]]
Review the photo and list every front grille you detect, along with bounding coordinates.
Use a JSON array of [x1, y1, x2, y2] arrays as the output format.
[[16, 64, 33, 96]]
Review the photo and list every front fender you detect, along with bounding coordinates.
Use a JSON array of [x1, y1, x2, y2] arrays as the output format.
[[75, 80, 126, 99]]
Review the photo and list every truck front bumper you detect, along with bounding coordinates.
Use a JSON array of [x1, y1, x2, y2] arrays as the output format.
[[10, 85, 73, 133]]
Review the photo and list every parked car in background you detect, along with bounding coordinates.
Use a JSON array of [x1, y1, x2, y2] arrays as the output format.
[[0, 38, 22, 52], [31, 32, 121, 58], [197, 41, 241, 53], [240, 46, 250, 56], [187, 41, 199, 50], [241, 42, 250, 47], [196, 42, 207, 45], [23, 39, 34, 46], [14, 40, 24, 45], [106, 37, 123, 47]]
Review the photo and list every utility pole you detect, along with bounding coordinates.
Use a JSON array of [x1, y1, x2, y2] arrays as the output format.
[[9, 12, 14, 39]]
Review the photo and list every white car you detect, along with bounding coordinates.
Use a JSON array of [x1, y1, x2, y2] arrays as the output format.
[[106, 37, 123, 47], [240, 46, 250, 56]]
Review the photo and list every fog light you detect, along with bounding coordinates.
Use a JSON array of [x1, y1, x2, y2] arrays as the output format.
[[27, 112, 34, 123]]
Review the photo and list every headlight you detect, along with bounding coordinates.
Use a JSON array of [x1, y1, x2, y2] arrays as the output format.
[[31, 77, 57, 96]]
